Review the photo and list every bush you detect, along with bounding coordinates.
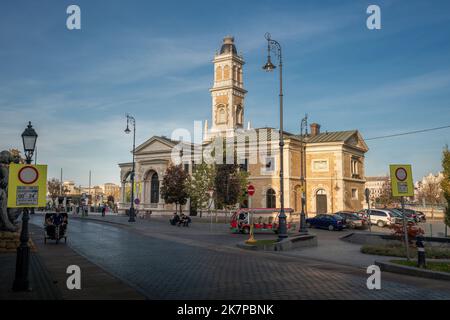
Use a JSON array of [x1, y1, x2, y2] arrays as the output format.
[[361, 242, 450, 259]]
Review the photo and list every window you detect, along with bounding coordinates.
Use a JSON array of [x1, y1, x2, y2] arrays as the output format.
[[351, 188, 358, 200], [150, 173, 159, 204], [239, 158, 248, 172], [312, 160, 328, 172], [351, 157, 360, 178], [263, 156, 275, 174], [218, 107, 226, 124], [266, 188, 276, 208], [184, 163, 189, 173]]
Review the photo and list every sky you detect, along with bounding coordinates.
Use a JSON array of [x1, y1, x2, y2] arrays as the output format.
[[0, 0, 449, 186]]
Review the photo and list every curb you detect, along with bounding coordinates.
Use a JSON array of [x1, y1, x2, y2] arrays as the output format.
[[375, 260, 450, 281], [237, 234, 317, 252]]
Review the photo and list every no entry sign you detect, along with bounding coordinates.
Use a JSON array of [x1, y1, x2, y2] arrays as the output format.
[[247, 184, 255, 196], [389, 164, 413, 197], [7, 163, 47, 208], [18, 166, 39, 184]]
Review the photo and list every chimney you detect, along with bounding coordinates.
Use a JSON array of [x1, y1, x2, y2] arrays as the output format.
[[310, 123, 321, 137]]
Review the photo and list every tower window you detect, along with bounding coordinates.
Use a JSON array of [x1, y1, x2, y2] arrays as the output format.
[[223, 65, 230, 80], [215, 66, 222, 81], [236, 106, 243, 125], [217, 107, 226, 124]]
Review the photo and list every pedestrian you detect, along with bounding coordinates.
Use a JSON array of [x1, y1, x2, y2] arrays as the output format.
[[102, 205, 106, 217]]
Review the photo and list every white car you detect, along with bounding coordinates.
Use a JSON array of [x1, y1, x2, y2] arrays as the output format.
[[366, 209, 400, 227]]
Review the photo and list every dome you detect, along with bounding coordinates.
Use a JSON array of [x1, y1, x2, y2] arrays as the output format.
[[220, 36, 237, 54]]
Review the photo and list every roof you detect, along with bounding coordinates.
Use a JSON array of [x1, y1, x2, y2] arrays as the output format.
[[303, 130, 358, 143], [220, 36, 237, 54]]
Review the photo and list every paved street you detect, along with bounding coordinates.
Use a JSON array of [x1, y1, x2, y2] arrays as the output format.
[[29, 213, 450, 299]]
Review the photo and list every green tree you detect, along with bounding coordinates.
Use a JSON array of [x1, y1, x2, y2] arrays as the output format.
[[161, 164, 189, 213], [214, 164, 248, 210], [47, 178, 62, 203], [441, 145, 450, 230], [376, 179, 396, 208], [187, 162, 215, 217]]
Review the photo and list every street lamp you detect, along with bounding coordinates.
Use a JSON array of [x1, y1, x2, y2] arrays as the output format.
[[299, 115, 308, 233], [125, 114, 136, 223], [262, 33, 287, 240], [13, 121, 38, 291]]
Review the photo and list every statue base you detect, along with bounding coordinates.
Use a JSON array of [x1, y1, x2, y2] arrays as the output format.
[[0, 231, 36, 254]]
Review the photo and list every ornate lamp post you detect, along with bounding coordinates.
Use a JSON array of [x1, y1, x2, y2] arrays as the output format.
[[299, 115, 308, 233], [262, 33, 287, 240], [125, 114, 136, 223], [13, 121, 38, 291]]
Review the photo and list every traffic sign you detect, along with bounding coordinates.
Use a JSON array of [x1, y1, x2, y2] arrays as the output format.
[[389, 164, 414, 197], [7, 164, 47, 208], [247, 184, 255, 196]]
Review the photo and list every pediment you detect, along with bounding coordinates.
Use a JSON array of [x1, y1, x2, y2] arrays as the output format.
[[345, 131, 369, 152], [134, 137, 176, 155]]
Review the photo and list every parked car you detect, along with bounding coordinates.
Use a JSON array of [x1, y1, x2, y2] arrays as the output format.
[[395, 208, 425, 222], [388, 209, 417, 225], [306, 214, 346, 231], [359, 209, 400, 227], [335, 211, 368, 229]]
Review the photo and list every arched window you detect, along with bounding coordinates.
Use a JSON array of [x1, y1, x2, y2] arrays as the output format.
[[223, 65, 230, 80], [266, 188, 276, 208], [218, 107, 226, 124], [236, 106, 243, 125], [215, 66, 222, 81], [150, 173, 159, 203]]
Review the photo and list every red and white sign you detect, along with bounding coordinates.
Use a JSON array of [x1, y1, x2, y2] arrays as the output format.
[[395, 167, 408, 181], [247, 184, 255, 196], [18, 166, 39, 184]]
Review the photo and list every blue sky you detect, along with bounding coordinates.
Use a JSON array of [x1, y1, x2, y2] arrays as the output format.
[[1, 0, 449, 186]]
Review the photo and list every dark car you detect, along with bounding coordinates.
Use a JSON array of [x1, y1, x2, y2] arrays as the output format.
[[396, 208, 425, 222], [335, 211, 368, 229], [391, 208, 419, 223], [306, 214, 346, 231]]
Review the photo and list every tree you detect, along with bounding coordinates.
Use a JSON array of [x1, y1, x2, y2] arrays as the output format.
[[187, 162, 215, 217], [8, 149, 25, 164], [47, 178, 62, 203], [160, 164, 189, 213], [214, 164, 247, 210], [417, 178, 444, 206], [376, 180, 396, 208], [441, 145, 450, 230]]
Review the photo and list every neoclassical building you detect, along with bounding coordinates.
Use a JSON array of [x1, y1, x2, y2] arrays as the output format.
[[119, 36, 369, 215]]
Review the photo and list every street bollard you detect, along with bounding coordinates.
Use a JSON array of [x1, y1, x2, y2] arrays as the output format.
[[416, 236, 426, 268], [246, 224, 257, 244]]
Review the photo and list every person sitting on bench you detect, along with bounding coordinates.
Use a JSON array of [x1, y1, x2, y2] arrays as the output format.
[[170, 213, 180, 225], [179, 214, 191, 227]]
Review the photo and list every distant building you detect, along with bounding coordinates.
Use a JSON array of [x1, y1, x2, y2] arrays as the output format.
[[365, 176, 390, 205], [103, 183, 120, 202], [414, 172, 444, 205]]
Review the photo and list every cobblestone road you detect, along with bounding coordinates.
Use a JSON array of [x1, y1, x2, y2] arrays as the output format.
[[31, 215, 450, 300]]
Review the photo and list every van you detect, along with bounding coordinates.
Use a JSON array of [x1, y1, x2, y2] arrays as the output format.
[[230, 208, 296, 234]]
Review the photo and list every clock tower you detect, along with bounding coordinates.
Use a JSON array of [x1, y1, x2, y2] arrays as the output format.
[[208, 36, 247, 138]]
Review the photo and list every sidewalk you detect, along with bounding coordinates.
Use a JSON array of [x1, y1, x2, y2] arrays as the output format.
[[0, 223, 145, 300]]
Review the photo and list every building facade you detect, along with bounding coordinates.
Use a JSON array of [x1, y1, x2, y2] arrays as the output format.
[[119, 36, 369, 215]]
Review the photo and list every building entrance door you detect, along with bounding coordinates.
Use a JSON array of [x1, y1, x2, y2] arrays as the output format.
[[316, 189, 327, 214]]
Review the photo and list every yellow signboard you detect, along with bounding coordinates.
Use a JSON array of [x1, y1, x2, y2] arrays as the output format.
[[7, 164, 48, 208], [389, 164, 414, 197]]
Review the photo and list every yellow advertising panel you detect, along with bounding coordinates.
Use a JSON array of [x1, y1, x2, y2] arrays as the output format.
[[7, 164, 48, 208], [389, 164, 414, 197]]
